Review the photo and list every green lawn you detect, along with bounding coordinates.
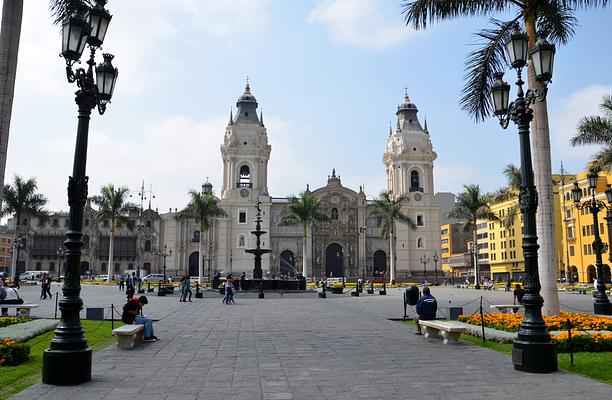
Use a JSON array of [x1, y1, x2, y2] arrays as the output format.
[[0, 320, 123, 400], [401, 321, 612, 384]]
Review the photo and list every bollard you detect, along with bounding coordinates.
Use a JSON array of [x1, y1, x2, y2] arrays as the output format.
[[258, 285, 264, 299], [111, 304, 114, 331], [567, 318, 574, 366], [479, 296, 486, 343], [54, 292, 59, 319]]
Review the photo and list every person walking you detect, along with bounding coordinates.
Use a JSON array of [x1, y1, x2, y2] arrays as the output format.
[[222, 274, 235, 304], [118, 275, 125, 291], [44, 274, 53, 299], [180, 274, 192, 302], [414, 286, 437, 335], [513, 283, 525, 314], [40, 273, 50, 299]]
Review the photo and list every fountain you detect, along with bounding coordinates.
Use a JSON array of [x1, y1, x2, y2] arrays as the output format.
[[245, 200, 272, 279]]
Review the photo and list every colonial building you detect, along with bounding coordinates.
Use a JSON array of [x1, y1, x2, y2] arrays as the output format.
[[13, 84, 443, 281]]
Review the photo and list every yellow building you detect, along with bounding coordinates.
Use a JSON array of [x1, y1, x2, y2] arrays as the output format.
[[481, 174, 566, 282], [559, 169, 612, 283], [440, 223, 472, 279]]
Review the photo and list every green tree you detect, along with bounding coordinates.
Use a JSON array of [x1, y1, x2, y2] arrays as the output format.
[[570, 94, 612, 171], [180, 190, 227, 283], [91, 184, 139, 283], [2, 175, 48, 279], [0, 1, 24, 211], [448, 184, 497, 288], [370, 191, 416, 283], [278, 189, 328, 279], [402, 0, 608, 314]]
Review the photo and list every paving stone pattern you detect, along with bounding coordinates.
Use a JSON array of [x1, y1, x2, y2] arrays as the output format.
[[10, 285, 611, 400]]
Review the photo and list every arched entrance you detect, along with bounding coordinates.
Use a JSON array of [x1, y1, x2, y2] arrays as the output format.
[[325, 243, 343, 277], [587, 265, 596, 283], [143, 262, 151, 274], [603, 264, 611, 284], [570, 266, 579, 283], [280, 250, 296, 277], [373, 250, 387, 277], [189, 252, 199, 276], [79, 261, 89, 275]]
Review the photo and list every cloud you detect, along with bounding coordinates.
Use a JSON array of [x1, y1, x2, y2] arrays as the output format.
[[309, 0, 414, 49], [550, 84, 612, 169]]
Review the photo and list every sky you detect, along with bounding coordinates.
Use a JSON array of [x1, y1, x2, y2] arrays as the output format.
[[4, 0, 612, 214]]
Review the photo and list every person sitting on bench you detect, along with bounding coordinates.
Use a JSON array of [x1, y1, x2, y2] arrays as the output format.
[[121, 295, 158, 342], [1, 280, 24, 316], [415, 287, 437, 335]]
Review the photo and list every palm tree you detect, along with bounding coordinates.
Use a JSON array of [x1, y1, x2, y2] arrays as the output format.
[[180, 190, 227, 283], [448, 184, 497, 288], [91, 184, 139, 283], [370, 191, 416, 283], [2, 175, 48, 279], [0, 1, 24, 211], [402, 1, 608, 315], [570, 94, 612, 170], [278, 189, 328, 279]]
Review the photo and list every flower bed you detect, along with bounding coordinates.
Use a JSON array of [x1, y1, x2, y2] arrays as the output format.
[[553, 332, 612, 353], [0, 338, 30, 366], [458, 311, 612, 333], [0, 317, 31, 328]]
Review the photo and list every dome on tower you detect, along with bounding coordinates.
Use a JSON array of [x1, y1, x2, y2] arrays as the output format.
[[233, 82, 260, 125], [395, 90, 425, 134]]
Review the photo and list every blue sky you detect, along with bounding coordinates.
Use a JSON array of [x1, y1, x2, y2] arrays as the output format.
[[5, 0, 612, 213]]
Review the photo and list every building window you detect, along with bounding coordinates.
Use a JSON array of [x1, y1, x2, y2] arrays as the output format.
[[193, 231, 200, 242], [145, 240, 151, 251], [103, 220, 109, 227], [570, 246, 574, 256], [50, 262, 55, 271], [114, 263, 120, 272], [85, 219, 90, 226], [410, 170, 420, 190], [36, 262, 41, 270], [238, 234, 246, 248], [331, 208, 338, 220], [146, 220, 152, 228], [239, 165, 251, 187], [239, 211, 247, 224], [416, 214, 424, 227], [53, 219, 59, 227], [83, 235, 89, 249], [417, 237, 425, 249]]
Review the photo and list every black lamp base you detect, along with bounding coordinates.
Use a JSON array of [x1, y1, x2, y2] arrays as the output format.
[[42, 348, 92, 384], [594, 301, 612, 315], [512, 340, 557, 373]]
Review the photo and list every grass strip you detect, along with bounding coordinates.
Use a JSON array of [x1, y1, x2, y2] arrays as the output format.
[[400, 320, 611, 384], [0, 320, 123, 400]]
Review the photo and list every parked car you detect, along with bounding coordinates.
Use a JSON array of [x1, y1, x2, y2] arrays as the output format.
[[325, 277, 345, 287], [19, 271, 49, 281], [142, 273, 165, 283], [94, 274, 109, 281]]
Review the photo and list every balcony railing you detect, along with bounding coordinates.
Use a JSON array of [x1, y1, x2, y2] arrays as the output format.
[[409, 187, 423, 192], [237, 182, 253, 188]]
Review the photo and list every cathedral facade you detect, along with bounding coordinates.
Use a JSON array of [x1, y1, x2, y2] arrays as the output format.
[[15, 85, 442, 282]]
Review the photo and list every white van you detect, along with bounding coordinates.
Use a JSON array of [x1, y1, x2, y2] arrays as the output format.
[[19, 270, 49, 281]]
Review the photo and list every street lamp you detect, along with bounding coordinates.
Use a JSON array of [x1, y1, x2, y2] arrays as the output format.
[[43, 0, 118, 385], [157, 245, 172, 283], [471, 243, 480, 289], [490, 27, 557, 373], [11, 236, 26, 280], [571, 173, 612, 315], [432, 251, 439, 285], [420, 255, 430, 283], [56, 246, 66, 275]]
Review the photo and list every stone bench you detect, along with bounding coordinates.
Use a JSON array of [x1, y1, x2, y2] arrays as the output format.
[[490, 304, 524, 314], [112, 324, 144, 349], [419, 320, 467, 344], [1, 304, 39, 317]]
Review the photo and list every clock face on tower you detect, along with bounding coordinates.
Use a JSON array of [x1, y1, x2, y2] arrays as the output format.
[[240, 188, 249, 198]]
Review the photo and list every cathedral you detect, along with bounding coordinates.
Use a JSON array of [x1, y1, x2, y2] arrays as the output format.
[[15, 84, 443, 282]]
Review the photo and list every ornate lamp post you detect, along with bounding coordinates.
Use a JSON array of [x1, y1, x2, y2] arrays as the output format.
[[42, 0, 118, 385], [571, 172, 612, 315], [158, 245, 172, 283], [56, 246, 66, 275], [490, 27, 557, 373], [420, 255, 429, 283], [11, 235, 26, 280], [432, 251, 439, 285]]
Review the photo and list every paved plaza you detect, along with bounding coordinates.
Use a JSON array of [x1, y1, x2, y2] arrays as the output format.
[[8, 284, 612, 400]]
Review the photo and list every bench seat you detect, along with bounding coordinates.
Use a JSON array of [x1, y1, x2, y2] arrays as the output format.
[[112, 324, 144, 349], [490, 304, 524, 314], [419, 320, 467, 344], [1, 304, 39, 317]]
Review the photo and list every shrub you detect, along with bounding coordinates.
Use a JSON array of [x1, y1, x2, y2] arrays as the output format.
[[0, 317, 31, 328], [552, 332, 612, 353], [0, 338, 30, 366], [458, 311, 612, 333]]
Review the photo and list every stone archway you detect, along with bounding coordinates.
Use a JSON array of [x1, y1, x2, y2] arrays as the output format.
[[325, 243, 343, 278], [570, 266, 579, 283], [587, 265, 596, 283], [373, 250, 387, 277], [189, 252, 199, 277], [603, 264, 611, 284], [280, 250, 296, 277]]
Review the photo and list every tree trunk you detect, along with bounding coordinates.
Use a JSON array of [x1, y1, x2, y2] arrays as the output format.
[[525, 15, 561, 315], [302, 225, 308, 278], [0, 1, 23, 211], [107, 223, 114, 283], [198, 223, 204, 283], [389, 225, 395, 283]]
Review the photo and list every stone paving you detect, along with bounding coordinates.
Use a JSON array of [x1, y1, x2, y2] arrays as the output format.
[[8, 285, 611, 400]]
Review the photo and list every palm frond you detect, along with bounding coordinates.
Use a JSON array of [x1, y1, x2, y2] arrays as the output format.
[[536, 1, 576, 45], [401, 0, 510, 30], [503, 163, 522, 190], [561, 1, 609, 9], [600, 94, 612, 118], [50, 0, 89, 26], [461, 18, 520, 122], [571, 117, 612, 146], [590, 146, 612, 171]]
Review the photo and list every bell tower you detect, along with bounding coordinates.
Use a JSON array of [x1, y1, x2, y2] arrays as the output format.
[[221, 82, 271, 202]]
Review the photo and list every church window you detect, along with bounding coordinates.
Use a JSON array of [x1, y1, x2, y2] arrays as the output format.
[[239, 211, 247, 224], [417, 237, 425, 249], [410, 170, 420, 191], [331, 208, 338, 220], [146, 220, 152, 228], [193, 231, 200, 242], [239, 165, 251, 187], [145, 240, 152, 251]]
